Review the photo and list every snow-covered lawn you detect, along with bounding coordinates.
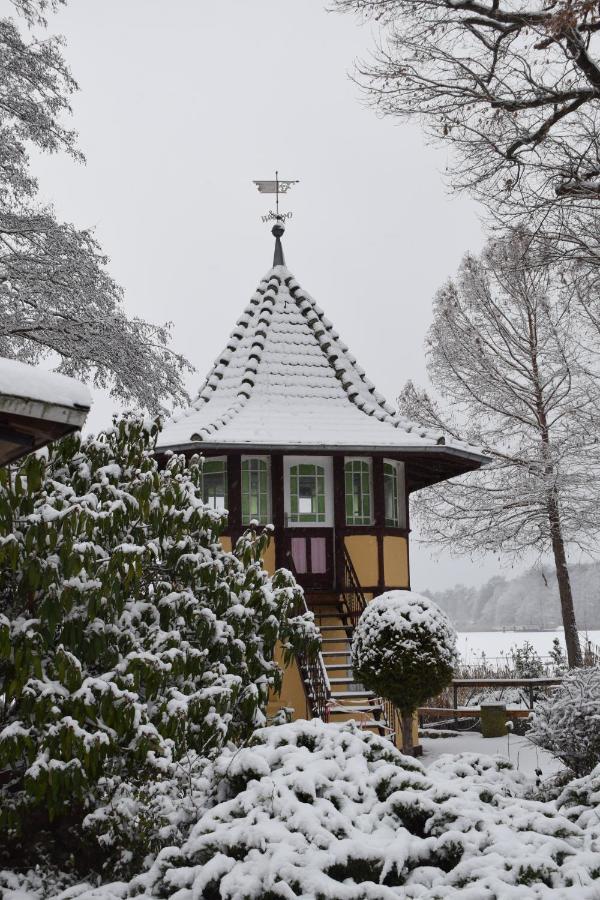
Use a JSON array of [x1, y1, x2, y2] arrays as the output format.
[[421, 729, 565, 779]]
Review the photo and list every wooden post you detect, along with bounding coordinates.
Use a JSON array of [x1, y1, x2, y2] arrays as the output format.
[[481, 704, 507, 738]]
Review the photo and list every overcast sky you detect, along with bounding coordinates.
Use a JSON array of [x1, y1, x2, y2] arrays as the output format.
[[25, 0, 534, 593]]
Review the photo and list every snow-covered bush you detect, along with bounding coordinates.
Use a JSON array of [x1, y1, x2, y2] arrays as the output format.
[[352, 591, 457, 752], [0, 416, 318, 873], [528, 667, 600, 776], [105, 718, 600, 899]]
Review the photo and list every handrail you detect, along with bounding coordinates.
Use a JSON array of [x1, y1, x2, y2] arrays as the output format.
[[284, 551, 331, 721], [340, 545, 368, 622]]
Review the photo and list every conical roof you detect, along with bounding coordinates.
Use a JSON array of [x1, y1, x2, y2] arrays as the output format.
[[158, 261, 485, 468]]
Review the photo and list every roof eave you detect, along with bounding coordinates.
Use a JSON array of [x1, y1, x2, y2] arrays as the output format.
[[155, 439, 490, 467]]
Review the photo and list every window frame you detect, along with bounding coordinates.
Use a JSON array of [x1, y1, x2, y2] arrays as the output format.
[[344, 457, 373, 526], [383, 459, 406, 529], [284, 456, 333, 527], [202, 456, 228, 512], [241, 455, 271, 525]]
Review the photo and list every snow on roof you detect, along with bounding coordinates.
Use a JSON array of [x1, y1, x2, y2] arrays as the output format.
[[0, 357, 91, 413], [158, 265, 483, 458]]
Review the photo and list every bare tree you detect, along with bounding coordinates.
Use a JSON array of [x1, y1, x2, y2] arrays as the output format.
[[0, 0, 192, 411], [332, 0, 600, 259], [398, 232, 600, 666]]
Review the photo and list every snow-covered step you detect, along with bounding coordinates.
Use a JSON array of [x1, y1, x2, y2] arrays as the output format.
[[328, 718, 384, 729], [329, 677, 364, 685], [329, 704, 383, 713]]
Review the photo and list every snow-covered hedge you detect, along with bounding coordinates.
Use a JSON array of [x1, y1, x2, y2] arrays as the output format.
[[352, 591, 457, 750], [0, 416, 318, 872], [98, 719, 600, 899], [529, 666, 600, 776]]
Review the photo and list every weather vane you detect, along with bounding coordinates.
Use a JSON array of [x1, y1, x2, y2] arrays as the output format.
[[253, 171, 298, 223]]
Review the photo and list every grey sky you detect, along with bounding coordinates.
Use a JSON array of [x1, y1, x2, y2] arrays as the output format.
[[26, 0, 523, 592]]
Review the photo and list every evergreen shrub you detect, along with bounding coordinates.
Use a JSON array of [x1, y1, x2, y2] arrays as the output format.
[[351, 590, 457, 752], [529, 666, 600, 776], [0, 416, 318, 872]]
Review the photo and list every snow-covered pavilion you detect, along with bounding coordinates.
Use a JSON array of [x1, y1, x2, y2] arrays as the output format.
[[158, 221, 487, 747]]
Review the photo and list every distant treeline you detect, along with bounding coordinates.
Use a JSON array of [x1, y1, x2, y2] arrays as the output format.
[[426, 563, 600, 632]]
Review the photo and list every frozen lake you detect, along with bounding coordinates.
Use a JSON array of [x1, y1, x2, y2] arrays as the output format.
[[457, 630, 600, 662]]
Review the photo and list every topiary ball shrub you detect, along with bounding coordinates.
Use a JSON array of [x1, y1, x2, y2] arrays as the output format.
[[352, 590, 457, 752], [528, 666, 600, 776]]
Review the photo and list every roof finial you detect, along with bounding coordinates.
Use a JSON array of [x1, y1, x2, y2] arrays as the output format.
[[272, 218, 285, 267], [253, 171, 299, 268]]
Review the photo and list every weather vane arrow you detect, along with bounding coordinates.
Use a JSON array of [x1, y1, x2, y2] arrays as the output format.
[[253, 170, 299, 222]]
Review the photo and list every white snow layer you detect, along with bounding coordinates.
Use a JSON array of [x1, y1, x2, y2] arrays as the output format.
[[36, 719, 600, 900], [0, 357, 91, 410], [353, 590, 458, 674]]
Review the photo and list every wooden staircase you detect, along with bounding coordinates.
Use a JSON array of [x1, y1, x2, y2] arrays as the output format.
[[311, 594, 391, 734], [288, 546, 401, 746]]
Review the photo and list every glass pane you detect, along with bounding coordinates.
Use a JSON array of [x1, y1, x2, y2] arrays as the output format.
[[291, 537, 307, 573], [311, 538, 327, 574], [384, 463, 399, 527], [203, 459, 227, 510], [345, 459, 371, 524]]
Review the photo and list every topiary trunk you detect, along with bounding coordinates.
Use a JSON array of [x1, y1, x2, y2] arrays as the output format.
[[400, 711, 414, 755]]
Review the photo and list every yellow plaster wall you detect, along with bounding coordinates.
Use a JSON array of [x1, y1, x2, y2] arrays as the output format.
[[383, 536, 409, 587], [220, 535, 232, 553], [267, 642, 310, 720], [261, 539, 276, 576], [344, 535, 379, 586]]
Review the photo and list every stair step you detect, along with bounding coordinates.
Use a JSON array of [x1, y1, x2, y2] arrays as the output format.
[[325, 664, 354, 670], [319, 624, 353, 631], [329, 704, 383, 713], [322, 650, 351, 656], [331, 690, 374, 698], [321, 638, 352, 644], [329, 677, 362, 684], [328, 719, 384, 729]]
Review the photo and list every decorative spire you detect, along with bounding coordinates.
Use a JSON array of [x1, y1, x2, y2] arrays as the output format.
[[272, 219, 285, 267], [253, 171, 298, 269]]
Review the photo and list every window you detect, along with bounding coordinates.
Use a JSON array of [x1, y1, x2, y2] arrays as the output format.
[[241, 457, 270, 524], [202, 458, 227, 510], [384, 460, 406, 528], [345, 458, 372, 525], [289, 463, 326, 523]]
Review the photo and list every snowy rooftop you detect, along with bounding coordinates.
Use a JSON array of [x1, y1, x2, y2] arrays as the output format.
[[0, 357, 91, 413], [0, 358, 91, 465], [159, 261, 484, 462]]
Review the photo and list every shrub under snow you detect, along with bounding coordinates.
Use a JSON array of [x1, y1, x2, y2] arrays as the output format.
[[84, 718, 600, 899], [352, 591, 457, 751], [528, 666, 600, 776], [0, 416, 318, 874]]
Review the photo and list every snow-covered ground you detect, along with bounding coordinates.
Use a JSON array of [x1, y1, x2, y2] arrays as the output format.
[[457, 629, 600, 661], [420, 729, 564, 779]]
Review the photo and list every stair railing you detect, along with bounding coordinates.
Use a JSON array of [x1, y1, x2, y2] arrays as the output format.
[[284, 550, 332, 721], [341, 545, 368, 622]]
